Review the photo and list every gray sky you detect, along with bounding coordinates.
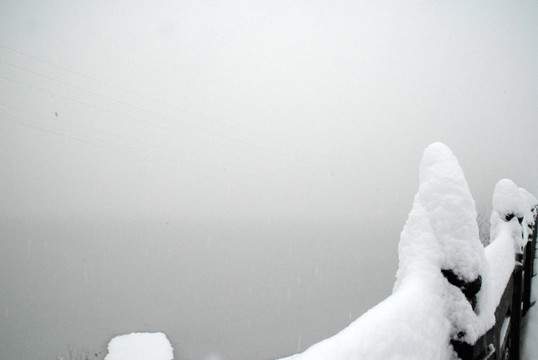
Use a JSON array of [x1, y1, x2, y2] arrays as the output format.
[[1, 2, 538, 359], [1, 1, 537, 223]]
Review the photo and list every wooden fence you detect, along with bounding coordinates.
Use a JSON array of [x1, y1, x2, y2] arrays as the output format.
[[452, 213, 537, 360]]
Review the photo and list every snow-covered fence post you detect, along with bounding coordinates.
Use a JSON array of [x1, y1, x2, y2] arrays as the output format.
[[397, 143, 486, 360], [521, 190, 538, 315], [491, 179, 526, 360], [277, 142, 488, 360], [276, 144, 535, 360], [486, 180, 538, 360]]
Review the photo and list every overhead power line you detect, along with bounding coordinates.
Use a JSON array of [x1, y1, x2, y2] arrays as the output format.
[[0, 43, 325, 165], [0, 57, 319, 170], [0, 43, 328, 164]]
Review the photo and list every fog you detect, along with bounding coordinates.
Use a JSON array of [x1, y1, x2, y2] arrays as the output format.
[[1, 1, 537, 359]]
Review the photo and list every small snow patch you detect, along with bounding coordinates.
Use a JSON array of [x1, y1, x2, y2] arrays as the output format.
[[104, 332, 174, 360]]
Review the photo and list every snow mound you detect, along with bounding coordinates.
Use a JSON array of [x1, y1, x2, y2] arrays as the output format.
[[400, 142, 485, 344], [415, 142, 484, 283], [104, 332, 174, 360]]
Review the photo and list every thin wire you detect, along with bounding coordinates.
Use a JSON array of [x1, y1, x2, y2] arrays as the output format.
[[0, 111, 338, 190], [0, 43, 219, 125], [0, 43, 331, 164], [0, 59, 318, 169], [0, 113, 228, 182], [1, 102, 232, 169], [0, 73, 312, 170]]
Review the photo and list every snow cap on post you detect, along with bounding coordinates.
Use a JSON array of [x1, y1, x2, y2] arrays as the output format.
[[492, 179, 524, 220], [490, 179, 527, 246], [395, 142, 485, 345], [417, 142, 484, 283]]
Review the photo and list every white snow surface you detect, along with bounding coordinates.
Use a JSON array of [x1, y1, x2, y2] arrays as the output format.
[[414, 142, 485, 283], [477, 222, 517, 331], [487, 180, 538, 359], [104, 332, 174, 360], [278, 143, 488, 360], [279, 270, 452, 360], [490, 180, 537, 254], [492, 179, 525, 220], [398, 143, 486, 344]]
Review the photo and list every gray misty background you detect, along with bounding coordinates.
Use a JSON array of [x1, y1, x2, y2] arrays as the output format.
[[0, 1, 537, 360]]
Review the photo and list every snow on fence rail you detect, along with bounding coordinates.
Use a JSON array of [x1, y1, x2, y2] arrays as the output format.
[[464, 180, 538, 360], [279, 143, 537, 360]]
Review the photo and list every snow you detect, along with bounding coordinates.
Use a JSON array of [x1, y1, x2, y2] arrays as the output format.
[[414, 142, 485, 284], [104, 332, 174, 360], [278, 143, 536, 360], [487, 180, 538, 359], [477, 223, 516, 333], [398, 143, 485, 344], [492, 179, 525, 221], [279, 275, 452, 360], [490, 180, 537, 253], [278, 143, 486, 360]]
